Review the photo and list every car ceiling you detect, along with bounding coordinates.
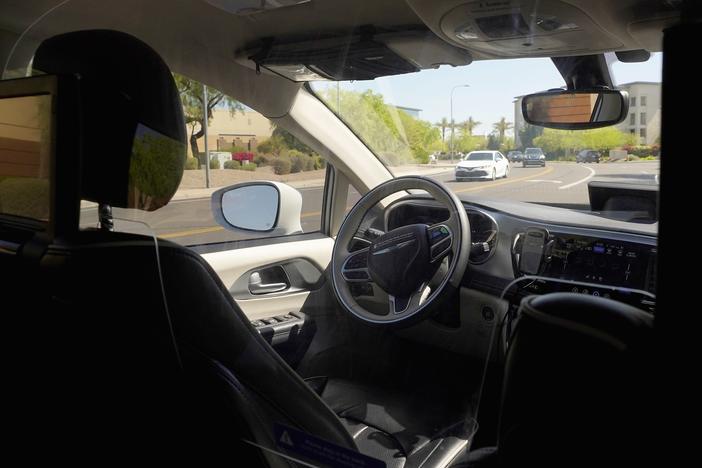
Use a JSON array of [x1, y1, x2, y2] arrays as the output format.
[[0, 0, 680, 117]]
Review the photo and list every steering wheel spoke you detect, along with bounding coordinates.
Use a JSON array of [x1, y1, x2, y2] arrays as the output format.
[[389, 284, 430, 316]]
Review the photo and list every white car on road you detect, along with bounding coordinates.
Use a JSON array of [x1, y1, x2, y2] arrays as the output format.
[[455, 151, 510, 181]]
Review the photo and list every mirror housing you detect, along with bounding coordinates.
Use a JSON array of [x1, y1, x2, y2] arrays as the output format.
[[522, 89, 629, 130], [211, 181, 302, 236]]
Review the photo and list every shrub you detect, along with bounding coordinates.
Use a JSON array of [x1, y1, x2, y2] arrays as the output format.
[[209, 158, 220, 169], [223, 160, 240, 169], [240, 163, 257, 171], [313, 155, 326, 170], [254, 154, 271, 167], [272, 157, 291, 175], [303, 155, 316, 171], [290, 155, 304, 173], [184, 157, 199, 170]]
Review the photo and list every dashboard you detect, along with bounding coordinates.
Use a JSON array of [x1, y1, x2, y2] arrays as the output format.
[[383, 197, 657, 314]]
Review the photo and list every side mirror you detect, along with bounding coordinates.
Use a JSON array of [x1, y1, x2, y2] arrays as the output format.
[[211, 181, 302, 236], [522, 89, 629, 130]]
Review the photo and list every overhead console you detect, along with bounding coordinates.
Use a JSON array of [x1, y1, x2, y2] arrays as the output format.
[[511, 228, 656, 313], [406, 0, 667, 59], [439, 0, 622, 57]]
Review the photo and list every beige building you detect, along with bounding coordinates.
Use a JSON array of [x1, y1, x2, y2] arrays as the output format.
[[188, 108, 273, 156], [615, 82, 661, 145]]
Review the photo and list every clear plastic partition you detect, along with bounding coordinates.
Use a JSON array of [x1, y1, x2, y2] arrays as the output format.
[[3, 3, 501, 466]]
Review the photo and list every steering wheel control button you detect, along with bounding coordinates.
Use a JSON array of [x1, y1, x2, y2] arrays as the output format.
[[428, 224, 453, 262], [343, 270, 370, 281], [345, 250, 368, 269]]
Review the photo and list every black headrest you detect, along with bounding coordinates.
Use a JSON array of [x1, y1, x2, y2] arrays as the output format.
[[34, 30, 186, 211]]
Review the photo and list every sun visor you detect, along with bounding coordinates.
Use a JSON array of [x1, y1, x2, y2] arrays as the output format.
[[238, 27, 472, 82]]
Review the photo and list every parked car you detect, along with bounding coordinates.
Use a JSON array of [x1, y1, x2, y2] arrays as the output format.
[[507, 150, 523, 162], [523, 147, 546, 167], [576, 149, 601, 163], [455, 150, 510, 181]]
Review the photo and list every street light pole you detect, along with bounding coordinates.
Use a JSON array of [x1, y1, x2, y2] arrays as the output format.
[[203, 83, 210, 189], [450, 84, 470, 164]]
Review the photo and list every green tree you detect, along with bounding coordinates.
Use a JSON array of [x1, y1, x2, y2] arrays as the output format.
[[533, 127, 635, 159], [487, 133, 501, 150], [518, 123, 544, 149], [271, 126, 314, 155], [174, 74, 243, 158], [492, 117, 513, 142], [398, 110, 441, 163], [435, 117, 449, 143], [460, 117, 481, 136]]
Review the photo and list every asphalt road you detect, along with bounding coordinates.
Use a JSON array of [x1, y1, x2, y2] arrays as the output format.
[[80, 161, 659, 246]]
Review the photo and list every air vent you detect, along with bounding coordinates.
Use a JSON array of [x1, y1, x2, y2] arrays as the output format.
[[467, 208, 498, 264]]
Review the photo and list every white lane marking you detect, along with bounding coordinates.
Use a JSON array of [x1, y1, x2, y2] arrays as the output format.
[[527, 179, 562, 184], [641, 171, 649, 174], [559, 166, 596, 190]]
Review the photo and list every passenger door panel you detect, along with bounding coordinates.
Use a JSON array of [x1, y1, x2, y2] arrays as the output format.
[[201, 237, 334, 320]]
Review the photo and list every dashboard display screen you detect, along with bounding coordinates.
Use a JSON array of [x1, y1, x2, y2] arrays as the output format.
[[542, 234, 657, 293]]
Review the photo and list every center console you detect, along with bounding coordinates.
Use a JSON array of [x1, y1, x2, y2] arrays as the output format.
[[510, 229, 657, 313]]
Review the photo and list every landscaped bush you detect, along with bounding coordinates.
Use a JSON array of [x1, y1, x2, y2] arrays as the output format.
[[272, 157, 291, 175], [209, 158, 220, 169], [313, 155, 326, 170], [303, 155, 316, 171], [622, 145, 659, 158], [240, 163, 257, 171], [254, 154, 272, 167], [184, 157, 199, 170], [289, 150, 305, 173], [223, 160, 240, 169]]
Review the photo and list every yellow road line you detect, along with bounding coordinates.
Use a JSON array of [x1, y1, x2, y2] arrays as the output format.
[[160, 226, 224, 239], [158, 168, 554, 240], [453, 165, 554, 193]]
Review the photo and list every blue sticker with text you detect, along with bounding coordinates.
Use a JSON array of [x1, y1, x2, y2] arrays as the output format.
[[273, 422, 385, 468]]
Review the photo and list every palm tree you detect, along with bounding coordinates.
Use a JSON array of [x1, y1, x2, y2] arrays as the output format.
[[435, 117, 449, 142], [493, 117, 514, 142], [461, 117, 481, 136]]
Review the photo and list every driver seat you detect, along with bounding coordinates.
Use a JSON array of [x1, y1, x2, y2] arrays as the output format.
[[13, 30, 471, 466]]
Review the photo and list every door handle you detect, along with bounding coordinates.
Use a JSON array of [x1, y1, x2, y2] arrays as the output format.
[[248, 271, 288, 295]]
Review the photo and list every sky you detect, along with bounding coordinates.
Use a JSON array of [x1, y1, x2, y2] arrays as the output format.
[[312, 53, 662, 137]]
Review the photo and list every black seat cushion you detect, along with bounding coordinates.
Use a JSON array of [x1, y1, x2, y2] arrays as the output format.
[[308, 377, 474, 468]]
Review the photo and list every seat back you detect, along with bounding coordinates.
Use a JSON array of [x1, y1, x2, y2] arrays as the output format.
[[1, 29, 356, 465], [498, 292, 654, 466]]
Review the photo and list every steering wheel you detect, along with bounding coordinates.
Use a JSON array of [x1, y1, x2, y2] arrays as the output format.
[[332, 176, 471, 326]]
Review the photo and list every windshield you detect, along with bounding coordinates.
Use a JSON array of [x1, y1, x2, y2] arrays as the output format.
[[466, 152, 493, 161], [310, 55, 661, 216]]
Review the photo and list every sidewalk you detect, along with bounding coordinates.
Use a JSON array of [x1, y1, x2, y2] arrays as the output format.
[[172, 164, 452, 201]]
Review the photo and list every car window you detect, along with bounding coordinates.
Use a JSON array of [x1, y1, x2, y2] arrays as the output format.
[[0, 94, 52, 222], [79, 76, 329, 246], [466, 152, 493, 161]]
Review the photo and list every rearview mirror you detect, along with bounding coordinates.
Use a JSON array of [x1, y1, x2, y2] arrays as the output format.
[[211, 181, 302, 235], [522, 89, 629, 130]]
